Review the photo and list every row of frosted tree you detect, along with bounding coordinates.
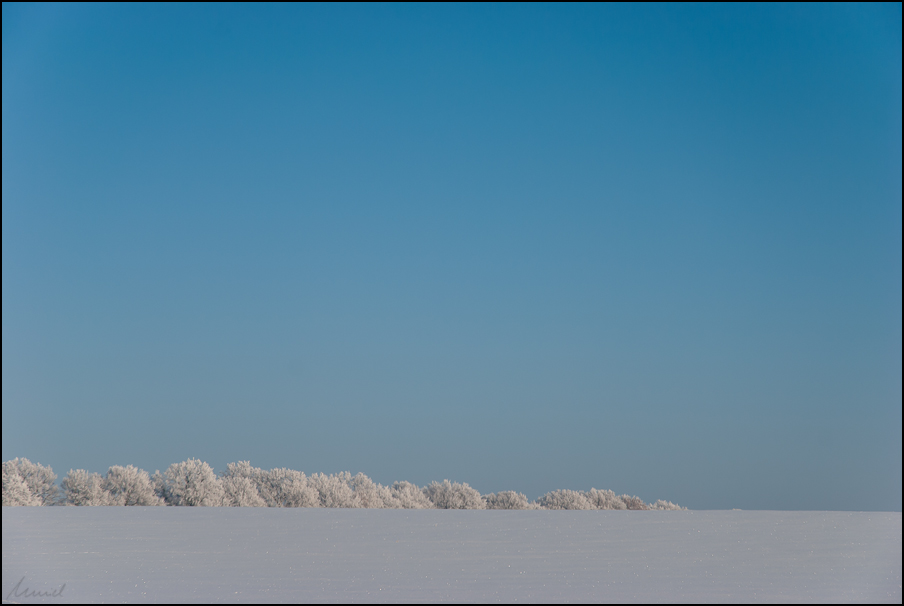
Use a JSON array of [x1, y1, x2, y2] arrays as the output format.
[[2, 457, 684, 510]]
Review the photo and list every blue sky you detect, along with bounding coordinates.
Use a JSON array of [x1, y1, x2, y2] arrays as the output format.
[[3, 3, 901, 510]]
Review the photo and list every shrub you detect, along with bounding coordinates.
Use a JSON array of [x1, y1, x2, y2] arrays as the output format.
[[650, 499, 685, 510], [619, 494, 649, 510], [537, 489, 592, 510], [349, 473, 396, 509], [151, 470, 167, 502], [221, 461, 266, 507], [390, 481, 434, 509], [259, 467, 318, 507], [308, 471, 357, 508], [61, 469, 111, 506], [5, 457, 687, 510], [161, 459, 224, 506], [104, 465, 162, 506], [484, 491, 533, 510], [2, 458, 58, 506], [423, 480, 485, 509], [584, 488, 627, 510], [221, 460, 260, 482], [2, 462, 41, 506], [222, 475, 267, 507]]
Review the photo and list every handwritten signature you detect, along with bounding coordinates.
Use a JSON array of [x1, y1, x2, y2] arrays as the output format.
[[5, 577, 66, 600]]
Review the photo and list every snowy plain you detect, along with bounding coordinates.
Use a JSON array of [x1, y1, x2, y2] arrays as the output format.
[[2, 508, 900, 603]]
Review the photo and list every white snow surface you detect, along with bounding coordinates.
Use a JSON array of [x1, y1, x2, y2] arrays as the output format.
[[2, 508, 900, 603]]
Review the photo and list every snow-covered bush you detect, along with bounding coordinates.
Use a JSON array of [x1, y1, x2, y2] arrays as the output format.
[[2, 461, 41, 506], [259, 467, 319, 507], [2, 458, 58, 506], [619, 495, 649, 510], [221, 462, 266, 507], [650, 499, 685, 511], [423, 480, 485, 509], [61, 469, 111, 506], [222, 475, 267, 507], [4, 456, 687, 510], [308, 471, 358, 508], [104, 465, 162, 506], [160, 459, 224, 506], [584, 488, 627, 510], [484, 491, 534, 510], [537, 489, 592, 510], [151, 470, 167, 502], [349, 473, 397, 508], [390, 481, 434, 509]]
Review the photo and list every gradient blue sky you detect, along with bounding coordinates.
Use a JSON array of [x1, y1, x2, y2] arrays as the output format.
[[3, 3, 901, 510]]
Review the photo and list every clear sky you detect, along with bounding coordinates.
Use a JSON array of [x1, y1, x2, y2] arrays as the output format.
[[2, 3, 901, 511]]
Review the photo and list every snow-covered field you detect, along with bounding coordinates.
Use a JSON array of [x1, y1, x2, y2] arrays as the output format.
[[2, 508, 900, 603]]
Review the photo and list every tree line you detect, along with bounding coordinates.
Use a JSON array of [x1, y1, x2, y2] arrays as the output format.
[[2, 457, 684, 510]]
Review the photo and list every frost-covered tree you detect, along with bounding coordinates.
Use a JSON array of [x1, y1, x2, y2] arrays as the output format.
[[650, 499, 685, 511], [222, 475, 267, 507], [104, 465, 162, 506], [619, 494, 649, 510], [2, 458, 58, 506], [252, 465, 283, 506], [2, 461, 41, 506], [423, 480, 485, 509], [483, 490, 534, 510], [537, 489, 592, 510], [349, 473, 397, 509], [584, 488, 627, 510], [220, 462, 266, 507], [61, 469, 111, 506], [151, 470, 167, 503], [222, 460, 260, 481], [5, 456, 686, 510], [389, 481, 433, 509], [309, 471, 358, 508], [258, 467, 318, 507], [161, 459, 224, 506]]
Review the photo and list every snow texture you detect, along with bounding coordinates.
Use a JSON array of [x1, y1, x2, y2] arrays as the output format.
[[2, 508, 900, 603]]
